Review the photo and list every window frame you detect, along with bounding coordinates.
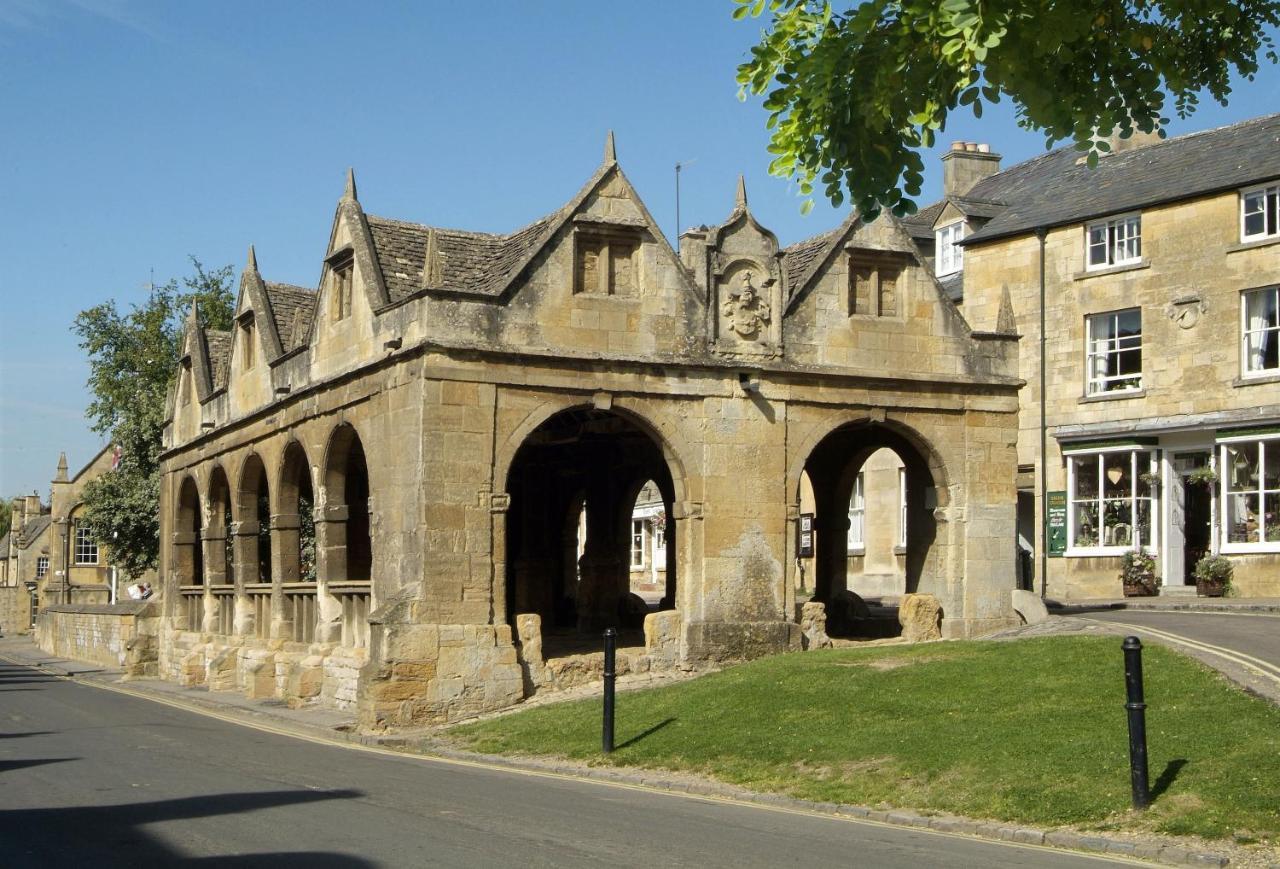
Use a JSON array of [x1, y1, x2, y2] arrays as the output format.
[[934, 220, 965, 277], [897, 467, 908, 549], [846, 471, 865, 553], [36, 556, 49, 578], [1218, 434, 1280, 553], [1085, 213, 1143, 270], [1241, 183, 1280, 242], [1241, 286, 1280, 377], [630, 518, 646, 570], [1064, 446, 1160, 557], [73, 522, 100, 566], [1085, 308, 1143, 395]]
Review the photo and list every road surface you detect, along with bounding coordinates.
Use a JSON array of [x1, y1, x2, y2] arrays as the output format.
[[0, 658, 1129, 868]]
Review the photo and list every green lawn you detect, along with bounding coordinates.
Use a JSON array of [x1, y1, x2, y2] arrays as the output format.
[[449, 636, 1280, 843]]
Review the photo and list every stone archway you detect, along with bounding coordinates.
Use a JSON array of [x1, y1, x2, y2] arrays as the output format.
[[504, 406, 679, 651], [799, 420, 948, 637]]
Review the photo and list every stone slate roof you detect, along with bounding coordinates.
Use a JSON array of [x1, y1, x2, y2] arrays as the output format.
[[780, 225, 844, 299], [18, 514, 51, 548], [263, 282, 317, 352], [961, 112, 1280, 245], [205, 330, 232, 389], [938, 273, 964, 303], [366, 212, 558, 301], [902, 201, 946, 240]]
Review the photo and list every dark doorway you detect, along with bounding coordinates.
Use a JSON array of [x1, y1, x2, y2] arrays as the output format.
[[1181, 454, 1213, 582], [506, 408, 676, 652]]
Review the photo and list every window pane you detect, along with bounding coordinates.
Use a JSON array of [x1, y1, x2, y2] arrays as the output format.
[[1226, 492, 1260, 543], [1074, 502, 1099, 547], [1226, 442, 1260, 491], [1265, 493, 1280, 543], [1265, 441, 1280, 490], [1073, 456, 1099, 498], [1102, 454, 1130, 499], [1134, 498, 1152, 548]]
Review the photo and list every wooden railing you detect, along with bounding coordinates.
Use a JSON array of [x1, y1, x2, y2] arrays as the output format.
[[245, 584, 272, 639], [179, 585, 203, 632], [208, 585, 235, 636], [283, 583, 318, 644], [331, 582, 372, 648]]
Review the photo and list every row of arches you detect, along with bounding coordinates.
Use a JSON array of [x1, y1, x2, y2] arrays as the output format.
[[172, 423, 372, 645]]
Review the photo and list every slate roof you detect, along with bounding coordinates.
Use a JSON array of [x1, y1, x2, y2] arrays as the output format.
[[263, 283, 317, 352], [18, 514, 51, 548], [205, 330, 232, 389], [960, 112, 1280, 245], [937, 273, 964, 303], [901, 201, 945, 240], [780, 225, 845, 299], [366, 211, 559, 301]]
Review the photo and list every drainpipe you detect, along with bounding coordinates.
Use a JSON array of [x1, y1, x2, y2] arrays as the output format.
[[1036, 226, 1048, 599]]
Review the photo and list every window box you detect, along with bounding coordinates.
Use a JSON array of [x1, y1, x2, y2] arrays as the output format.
[[1086, 214, 1142, 270]]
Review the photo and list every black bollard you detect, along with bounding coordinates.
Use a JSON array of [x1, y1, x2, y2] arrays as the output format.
[[603, 627, 616, 753], [1123, 636, 1151, 809]]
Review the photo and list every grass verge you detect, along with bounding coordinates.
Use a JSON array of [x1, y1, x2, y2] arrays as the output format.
[[449, 636, 1279, 843]]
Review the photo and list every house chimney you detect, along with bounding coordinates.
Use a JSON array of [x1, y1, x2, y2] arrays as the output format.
[[24, 493, 40, 520], [941, 141, 1001, 198], [1106, 128, 1162, 154]]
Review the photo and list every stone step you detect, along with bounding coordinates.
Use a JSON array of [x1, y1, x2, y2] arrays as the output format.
[[1158, 584, 1199, 597]]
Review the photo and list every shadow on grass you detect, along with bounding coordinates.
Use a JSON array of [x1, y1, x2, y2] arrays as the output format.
[[1151, 758, 1188, 801], [616, 717, 676, 750]]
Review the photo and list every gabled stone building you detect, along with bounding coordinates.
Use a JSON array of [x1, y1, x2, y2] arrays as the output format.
[[157, 135, 1021, 726], [905, 113, 1280, 599], [0, 493, 51, 632]]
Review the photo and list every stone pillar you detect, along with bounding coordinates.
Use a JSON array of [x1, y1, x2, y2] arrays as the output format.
[[201, 525, 228, 633], [270, 512, 300, 640], [576, 479, 626, 631], [314, 504, 348, 644], [489, 493, 509, 626], [230, 519, 260, 636]]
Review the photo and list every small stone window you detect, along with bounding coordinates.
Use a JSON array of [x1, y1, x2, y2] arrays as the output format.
[[330, 254, 354, 321], [240, 317, 256, 370], [575, 230, 640, 297], [36, 556, 48, 578], [848, 252, 902, 317], [1241, 184, 1279, 242], [1086, 214, 1142, 269], [74, 522, 99, 565]]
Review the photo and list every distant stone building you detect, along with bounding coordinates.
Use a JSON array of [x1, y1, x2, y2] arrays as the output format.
[[0, 493, 51, 632], [154, 134, 1021, 726], [905, 113, 1280, 599]]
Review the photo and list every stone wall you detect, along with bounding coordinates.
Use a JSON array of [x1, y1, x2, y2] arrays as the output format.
[[36, 602, 158, 675], [0, 586, 31, 635]]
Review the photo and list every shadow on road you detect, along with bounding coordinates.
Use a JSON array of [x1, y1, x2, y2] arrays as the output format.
[[2, 788, 374, 868], [1151, 758, 1188, 800], [0, 731, 55, 739], [616, 717, 676, 750], [0, 757, 78, 774]]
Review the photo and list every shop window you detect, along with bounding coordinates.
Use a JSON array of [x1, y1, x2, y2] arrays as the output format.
[[1221, 437, 1280, 550], [1066, 449, 1158, 554]]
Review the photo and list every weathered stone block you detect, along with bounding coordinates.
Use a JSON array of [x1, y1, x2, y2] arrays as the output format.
[[899, 593, 942, 642]]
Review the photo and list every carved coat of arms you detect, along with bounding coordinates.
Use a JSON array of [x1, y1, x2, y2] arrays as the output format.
[[721, 271, 773, 339]]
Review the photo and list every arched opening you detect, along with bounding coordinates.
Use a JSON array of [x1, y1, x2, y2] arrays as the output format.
[[176, 476, 203, 631], [278, 442, 317, 643], [626, 480, 671, 607], [235, 453, 272, 638], [206, 466, 234, 635], [505, 407, 677, 655], [321, 424, 373, 649], [322, 424, 373, 584], [799, 421, 942, 638]]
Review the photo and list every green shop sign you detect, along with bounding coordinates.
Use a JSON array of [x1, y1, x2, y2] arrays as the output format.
[[1046, 491, 1067, 557]]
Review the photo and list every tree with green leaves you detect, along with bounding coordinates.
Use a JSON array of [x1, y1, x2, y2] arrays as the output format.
[[72, 259, 235, 579], [734, 0, 1280, 217], [0, 498, 11, 542]]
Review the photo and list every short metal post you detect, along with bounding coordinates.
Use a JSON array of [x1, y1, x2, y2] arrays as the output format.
[[602, 627, 616, 753], [1123, 636, 1151, 809]]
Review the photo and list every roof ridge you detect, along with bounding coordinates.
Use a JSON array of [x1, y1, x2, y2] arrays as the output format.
[[367, 211, 558, 243]]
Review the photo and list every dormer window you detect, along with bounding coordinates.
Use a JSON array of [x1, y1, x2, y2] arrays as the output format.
[[1086, 214, 1142, 269], [1242, 184, 1279, 241], [935, 221, 964, 276], [330, 253, 354, 321], [574, 229, 640, 296], [240, 317, 256, 370]]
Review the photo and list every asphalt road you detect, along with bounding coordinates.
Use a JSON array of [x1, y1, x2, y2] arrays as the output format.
[[1068, 609, 1280, 701], [0, 660, 1129, 868]]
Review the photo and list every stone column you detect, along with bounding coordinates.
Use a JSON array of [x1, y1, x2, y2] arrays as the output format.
[[489, 493, 510, 626], [201, 525, 228, 633], [230, 520, 260, 636], [576, 478, 625, 632], [269, 512, 300, 640], [314, 503, 347, 644]]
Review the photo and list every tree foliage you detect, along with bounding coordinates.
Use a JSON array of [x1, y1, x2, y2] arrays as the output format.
[[0, 499, 11, 542], [734, 0, 1280, 216], [72, 259, 235, 579]]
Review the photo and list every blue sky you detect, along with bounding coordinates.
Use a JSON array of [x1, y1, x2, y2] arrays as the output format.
[[2, 1, 1277, 497]]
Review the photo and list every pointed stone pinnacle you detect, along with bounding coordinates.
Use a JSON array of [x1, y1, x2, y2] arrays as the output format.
[[56, 452, 68, 482], [344, 167, 358, 202], [246, 244, 258, 274], [189, 299, 199, 323], [604, 130, 617, 164], [736, 175, 748, 209]]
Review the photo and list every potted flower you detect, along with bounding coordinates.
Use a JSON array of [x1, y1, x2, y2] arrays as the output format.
[[1120, 550, 1157, 597], [1192, 554, 1233, 597]]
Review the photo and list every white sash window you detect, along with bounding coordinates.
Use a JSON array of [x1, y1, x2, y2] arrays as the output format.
[[1242, 184, 1279, 241], [1242, 287, 1280, 375], [1086, 214, 1142, 269]]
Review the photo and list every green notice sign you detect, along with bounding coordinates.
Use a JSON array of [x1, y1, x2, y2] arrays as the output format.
[[1046, 490, 1067, 557]]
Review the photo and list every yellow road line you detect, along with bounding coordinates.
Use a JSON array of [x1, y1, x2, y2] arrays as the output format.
[[1083, 619, 1280, 685], [0, 650, 1147, 866]]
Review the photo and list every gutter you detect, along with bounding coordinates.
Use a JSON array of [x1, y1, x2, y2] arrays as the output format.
[[1036, 226, 1048, 600]]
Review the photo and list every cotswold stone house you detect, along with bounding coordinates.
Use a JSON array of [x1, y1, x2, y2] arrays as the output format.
[[906, 113, 1280, 599], [0, 493, 51, 631], [158, 135, 1020, 726]]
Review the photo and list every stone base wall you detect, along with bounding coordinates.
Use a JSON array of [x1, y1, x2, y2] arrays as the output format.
[[0, 586, 30, 635], [36, 602, 158, 675], [159, 628, 368, 710]]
